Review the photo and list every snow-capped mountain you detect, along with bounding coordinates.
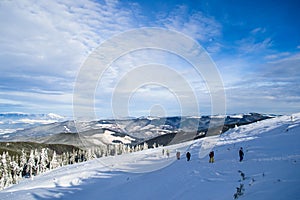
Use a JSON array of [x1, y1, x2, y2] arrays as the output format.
[[0, 113, 271, 147], [0, 113, 66, 135], [0, 114, 298, 199]]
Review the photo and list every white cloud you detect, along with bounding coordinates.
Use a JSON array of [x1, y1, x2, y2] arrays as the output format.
[[222, 52, 300, 114], [250, 27, 266, 35], [236, 37, 273, 54], [155, 5, 222, 51], [264, 52, 290, 60], [0, 0, 139, 115], [0, 0, 136, 72]]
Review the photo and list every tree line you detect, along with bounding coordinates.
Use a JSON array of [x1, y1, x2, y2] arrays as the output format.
[[0, 142, 151, 190]]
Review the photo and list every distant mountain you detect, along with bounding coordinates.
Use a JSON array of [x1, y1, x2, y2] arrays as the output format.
[[0, 113, 66, 135], [0, 112, 64, 121], [0, 113, 272, 148], [142, 113, 273, 147]]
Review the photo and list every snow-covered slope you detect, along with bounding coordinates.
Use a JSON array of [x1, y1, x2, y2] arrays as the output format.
[[0, 114, 299, 200]]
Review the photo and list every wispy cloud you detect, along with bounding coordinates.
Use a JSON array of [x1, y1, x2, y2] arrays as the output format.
[[236, 37, 273, 55], [250, 27, 266, 35], [0, 0, 137, 114], [1, 0, 299, 116], [223, 52, 300, 114], [155, 5, 222, 53]]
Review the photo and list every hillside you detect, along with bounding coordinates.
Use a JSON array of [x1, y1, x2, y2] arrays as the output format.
[[0, 114, 299, 200]]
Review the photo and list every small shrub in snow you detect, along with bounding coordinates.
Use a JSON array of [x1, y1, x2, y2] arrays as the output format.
[[233, 184, 244, 199]]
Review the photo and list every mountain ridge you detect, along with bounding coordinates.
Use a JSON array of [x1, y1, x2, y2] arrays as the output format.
[[0, 113, 272, 148]]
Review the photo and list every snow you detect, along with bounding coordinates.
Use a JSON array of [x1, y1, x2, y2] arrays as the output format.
[[47, 113, 64, 120], [0, 129, 17, 135], [229, 114, 244, 119], [63, 126, 71, 133], [12, 119, 58, 125], [101, 130, 135, 144], [0, 114, 300, 199]]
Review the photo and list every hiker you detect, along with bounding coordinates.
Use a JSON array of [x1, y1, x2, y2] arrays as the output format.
[[162, 149, 165, 156], [239, 147, 244, 162], [176, 151, 180, 160], [186, 152, 191, 161], [166, 149, 170, 158], [209, 151, 214, 163]]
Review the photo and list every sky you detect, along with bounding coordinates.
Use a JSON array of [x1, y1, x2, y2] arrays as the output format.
[[0, 0, 300, 118]]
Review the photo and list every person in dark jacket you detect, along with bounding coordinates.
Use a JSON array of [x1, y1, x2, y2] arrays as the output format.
[[239, 147, 244, 162], [176, 151, 180, 160], [209, 151, 214, 163], [186, 152, 191, 161]]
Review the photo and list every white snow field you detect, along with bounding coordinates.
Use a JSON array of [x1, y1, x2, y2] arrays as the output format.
[[0, 114, 299, 200]]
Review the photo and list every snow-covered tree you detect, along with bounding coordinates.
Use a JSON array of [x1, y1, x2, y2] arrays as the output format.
[[1, 152, 13, 189], [27, 150, 35, 177], [61, 152, 68, 166], [152, 143, 157, 148], [50, 151, 59, 170], [69, 150, 76, 164], [19, 149, 27, 177], [40, 148, 49, 173], [122, 144, 128, 154], [10, 157, 20, 184], [34, 149, 40, 175], [86, 149, 94, 160], [143, 142, 148, 150]]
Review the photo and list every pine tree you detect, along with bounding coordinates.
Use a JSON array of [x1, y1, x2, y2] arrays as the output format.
[[56, 153, 63, 168], [1, 152, 12, 189], [34, 149, 40, 175], [152, 143, 157, 148], [20, 149, 27, 177], [50, 151, 59, 170], [0, 160, 4, 190], [10, 157, 20, 184], [5, 152, 13, 183], [62, 152, 68, 166], [40, 148, 49, 173], [143, 142, 148, 150], [69, 150, 76, 164], [122, 144, 128, 154], [86, 149, 93, 160], [114, 145, 118, 156], [28, 150, 36, 177]]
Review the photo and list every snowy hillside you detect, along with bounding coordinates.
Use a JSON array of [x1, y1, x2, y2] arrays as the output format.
[[0, 114, 299, 200]]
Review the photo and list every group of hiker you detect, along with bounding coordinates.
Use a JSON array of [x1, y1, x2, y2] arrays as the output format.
[[209, 147, 244, 163], [174, 151, 191, 161], [163, 147, 245, 163]]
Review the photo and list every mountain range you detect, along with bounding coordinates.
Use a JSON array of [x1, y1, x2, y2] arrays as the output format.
[[0, 113, 273, 148]]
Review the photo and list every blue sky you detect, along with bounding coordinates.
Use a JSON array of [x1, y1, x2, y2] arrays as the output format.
[[0, 0, 299, 118]]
